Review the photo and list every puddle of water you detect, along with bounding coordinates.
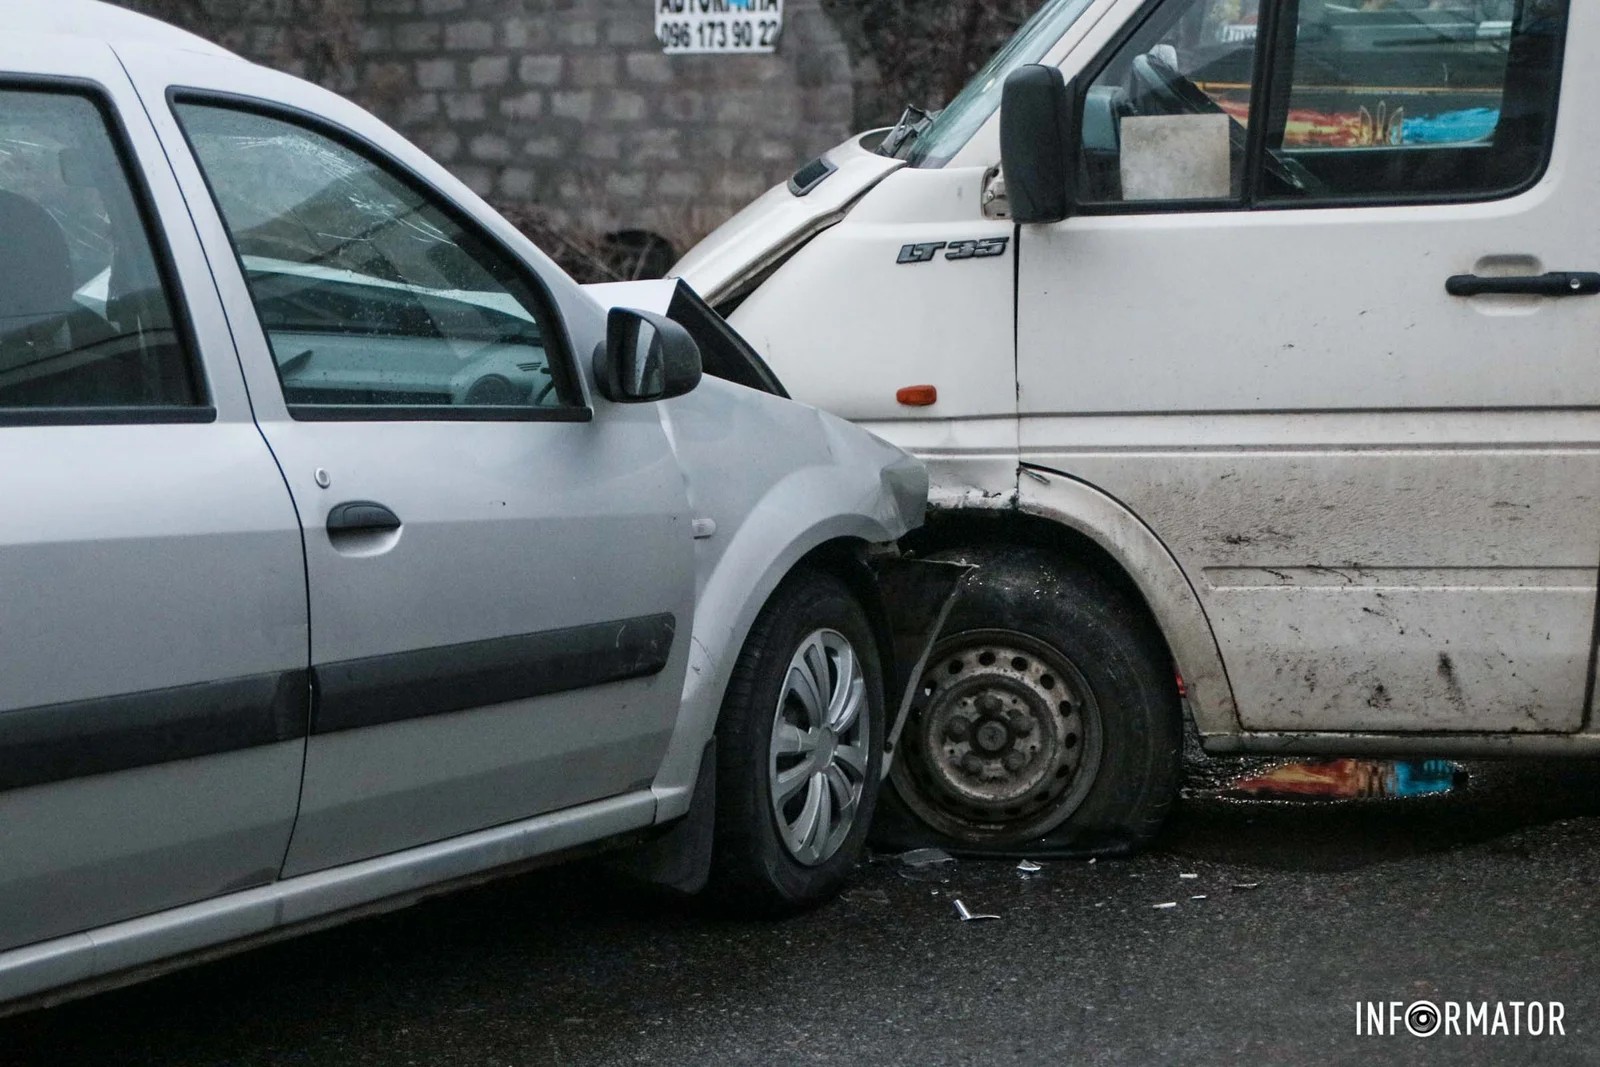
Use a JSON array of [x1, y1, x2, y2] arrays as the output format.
[[1225, 758, 1464, 801]]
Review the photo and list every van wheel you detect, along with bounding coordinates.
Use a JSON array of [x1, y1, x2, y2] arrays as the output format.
[[710, 568, 884, 913], [883, 545, 1180, 855]]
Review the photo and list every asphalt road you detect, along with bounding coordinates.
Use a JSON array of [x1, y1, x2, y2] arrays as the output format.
[[5, 758, 1599, 1066]]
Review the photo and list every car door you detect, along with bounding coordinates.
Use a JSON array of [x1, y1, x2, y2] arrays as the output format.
[[124, 51, 696, 875], [1018, 0, 1598, 733], [0, 42, 307, 955]]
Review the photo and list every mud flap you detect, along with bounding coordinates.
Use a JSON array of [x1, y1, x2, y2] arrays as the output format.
[[608, 739, 716, 894]]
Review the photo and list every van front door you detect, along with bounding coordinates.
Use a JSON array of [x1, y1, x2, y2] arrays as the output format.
[[1018, 0, 1598, 733]]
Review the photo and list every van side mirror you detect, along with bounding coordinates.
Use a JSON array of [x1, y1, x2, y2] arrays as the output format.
[[1000, 65, 1078, 225], [593, 307, 702, 403]]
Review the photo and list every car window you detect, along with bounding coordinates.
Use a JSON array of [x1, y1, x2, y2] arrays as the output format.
[[1264, 0, 1566, 201], [1079, 0, 1264, 203], [0, 88, 201, 414], [173, 102, 577, 415]]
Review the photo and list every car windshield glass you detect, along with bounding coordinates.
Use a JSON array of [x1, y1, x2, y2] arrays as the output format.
[[903, 0, 1096, 168]]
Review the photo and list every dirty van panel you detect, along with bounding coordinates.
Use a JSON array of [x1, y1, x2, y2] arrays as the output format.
[[1048, 448, 1597, 733]]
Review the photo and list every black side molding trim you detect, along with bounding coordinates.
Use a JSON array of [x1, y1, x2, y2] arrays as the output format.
[[0, 670, 309, 793], [311, 613, 677, 735]]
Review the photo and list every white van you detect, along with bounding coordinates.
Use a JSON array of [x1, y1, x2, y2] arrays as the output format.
[[676, 0, 1596, 854]]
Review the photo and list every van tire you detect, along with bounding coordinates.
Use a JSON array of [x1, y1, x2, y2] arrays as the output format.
[[879, 544, 1181, 856], [709, 568, 885, 914]]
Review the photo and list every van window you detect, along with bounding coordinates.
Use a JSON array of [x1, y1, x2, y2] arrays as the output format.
[[174, 102, 579, 417], [1076, 0, 1567, 210], [903, 0, 1096, 169], [1079, 0, 1264, 203], [1263, 0, 1566, 202], [0, 89, 200, 414]]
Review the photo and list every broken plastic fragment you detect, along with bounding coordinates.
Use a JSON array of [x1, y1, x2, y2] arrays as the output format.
[[1016, 859, 1043, 873], [1153, 902, 1179, 910], [953, 899, 1000, 921], [1225, 758, 1463, 800], [899, 847, 956, 868]]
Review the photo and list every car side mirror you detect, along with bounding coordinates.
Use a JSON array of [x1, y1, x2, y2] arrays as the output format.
[[1000, 65, 1078, 225], [592, 307, 702, 403]]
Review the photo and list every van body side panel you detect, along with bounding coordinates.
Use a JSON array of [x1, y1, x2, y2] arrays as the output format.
[[1022, 414, 1599, 732], [1008, 0, 1600, 734]]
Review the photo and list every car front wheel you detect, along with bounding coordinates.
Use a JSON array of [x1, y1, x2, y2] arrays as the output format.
[[710, 568, 884, 913]]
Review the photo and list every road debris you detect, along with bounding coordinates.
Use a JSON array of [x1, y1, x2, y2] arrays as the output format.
[[1179, 872, 1198, 880], [1016, 859, 1043, 873], [1225, 758, 1464, 801], [1153, 902, 1179, 910], [1232, 882, 1262, 892], [954, 899, 1000, 921], [1190, 894, 1208, 901], [843, 888, 889, 905], [899, 848, 956, 868]]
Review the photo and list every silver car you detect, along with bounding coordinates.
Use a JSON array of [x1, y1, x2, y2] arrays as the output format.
[[0, 1, 927, 1010]]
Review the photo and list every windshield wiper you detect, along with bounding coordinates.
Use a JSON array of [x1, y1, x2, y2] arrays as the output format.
[[878, 105, 939, 158]]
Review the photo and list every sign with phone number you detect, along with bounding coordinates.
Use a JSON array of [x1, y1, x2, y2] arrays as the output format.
[[656, 0, 783, 54]]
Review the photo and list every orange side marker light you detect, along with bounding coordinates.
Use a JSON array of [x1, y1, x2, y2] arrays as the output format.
[[896, 384, 938, 407]]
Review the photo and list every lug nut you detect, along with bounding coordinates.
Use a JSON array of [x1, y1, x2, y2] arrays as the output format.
[[961, 754, 985, 776], [1004, 751, 1029, 772], [1010, 713, 1035, 736], [945, 717, 971, 742], [975, 693, 1004, 716], [975, 720, 1008, 753]]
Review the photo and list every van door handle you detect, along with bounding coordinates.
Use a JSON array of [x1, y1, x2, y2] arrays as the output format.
[[326, 501, 401, 534], [1446, 272, 1600, 298]]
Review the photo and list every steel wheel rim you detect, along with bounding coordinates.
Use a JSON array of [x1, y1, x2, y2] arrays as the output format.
[[769, 628, 869, 866], [891, 629, 1104, 846]]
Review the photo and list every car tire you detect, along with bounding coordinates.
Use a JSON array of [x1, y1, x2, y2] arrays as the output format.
[[709, 567, 885, 914], [878, 544, 1181, 856]]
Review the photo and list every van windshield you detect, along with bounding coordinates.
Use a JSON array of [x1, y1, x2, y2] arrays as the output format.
[[901, 0, 1097, 168]]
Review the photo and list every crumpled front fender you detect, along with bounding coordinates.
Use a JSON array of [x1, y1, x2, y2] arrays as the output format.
[[650, 381, 928, 820]]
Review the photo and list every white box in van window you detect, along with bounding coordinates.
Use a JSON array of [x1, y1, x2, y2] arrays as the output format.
[[1119, 113, 1231, 201]]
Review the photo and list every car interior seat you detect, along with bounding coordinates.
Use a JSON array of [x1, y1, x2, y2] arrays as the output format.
[[0, 190, 80, 373]]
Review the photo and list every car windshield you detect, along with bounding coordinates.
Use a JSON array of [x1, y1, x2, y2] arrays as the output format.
[[901, 0, 1097, 168]]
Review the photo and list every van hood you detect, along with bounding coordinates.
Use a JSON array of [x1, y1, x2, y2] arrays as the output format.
[[672, 131, 903, 307]]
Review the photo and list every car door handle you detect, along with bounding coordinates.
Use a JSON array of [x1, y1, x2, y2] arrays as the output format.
[[1446, 271, 1600, 298], [326, 501, 402, 534]]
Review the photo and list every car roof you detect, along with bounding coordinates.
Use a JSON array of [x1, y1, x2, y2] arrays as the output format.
[[10, 0, 234, 57]]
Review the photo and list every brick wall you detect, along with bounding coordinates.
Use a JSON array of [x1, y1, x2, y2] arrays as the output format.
[[120, 0, 859, 256]]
